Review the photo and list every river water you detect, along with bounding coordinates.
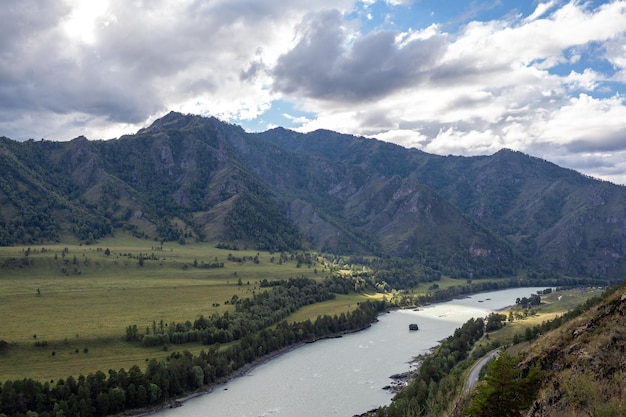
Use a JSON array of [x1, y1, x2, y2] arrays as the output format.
[[153, 287, 546, 417]]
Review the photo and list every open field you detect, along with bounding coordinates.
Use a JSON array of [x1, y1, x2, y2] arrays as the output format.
[[473, 286, 604, 353], [0, 234, 562, 383], [0, 235, 377, 381], [287, 292, 384, 323]]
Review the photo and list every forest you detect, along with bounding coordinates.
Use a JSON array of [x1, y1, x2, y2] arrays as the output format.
[[128, 276, 350, 347]]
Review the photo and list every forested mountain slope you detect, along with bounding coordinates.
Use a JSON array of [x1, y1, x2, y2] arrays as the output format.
[[2, 112, 626, 279], [258, 127, 626, 279]]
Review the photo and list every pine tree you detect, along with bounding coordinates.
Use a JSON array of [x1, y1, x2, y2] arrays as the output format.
[[465, 352, 541, 417]]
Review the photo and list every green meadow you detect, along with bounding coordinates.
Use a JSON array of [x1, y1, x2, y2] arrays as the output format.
[[0, 235, 373, 382], [472, 287, 604, 354], [1, 234, 585, 384]]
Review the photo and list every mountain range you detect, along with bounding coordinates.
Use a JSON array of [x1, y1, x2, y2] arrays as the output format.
[[1, 111, 625, 280]]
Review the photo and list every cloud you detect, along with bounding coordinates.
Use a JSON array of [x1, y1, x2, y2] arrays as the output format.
[[0, 0, 354, 139], [1, 0, 626, 185], [524, 0, 558, 23], [271, 9, 447, 102], [275, 1, 626, 184]]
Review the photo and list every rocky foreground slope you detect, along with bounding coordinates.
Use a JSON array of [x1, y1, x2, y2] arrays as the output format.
[[519, 285, 626, 416]]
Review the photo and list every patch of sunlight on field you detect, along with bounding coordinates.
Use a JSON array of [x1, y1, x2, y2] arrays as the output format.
[[286, 293, 376, 323], [473, 287, 603, 354]]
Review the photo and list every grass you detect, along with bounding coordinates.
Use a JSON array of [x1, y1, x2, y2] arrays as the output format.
[[472, 287, 604, 354], [286, 292, 382, 323], [0, 235, 347, 382], [1, 235, 595, 384]]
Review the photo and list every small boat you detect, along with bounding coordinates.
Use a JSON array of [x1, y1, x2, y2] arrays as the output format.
[[409, 323, 419, 331]]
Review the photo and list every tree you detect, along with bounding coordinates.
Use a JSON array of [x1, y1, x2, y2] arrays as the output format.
[[191, 365, 204, 388], [96, 391, 110, 416], [524, 327, 533, 342], [485, 313, 506, 332], [465, 352, 542, 417]]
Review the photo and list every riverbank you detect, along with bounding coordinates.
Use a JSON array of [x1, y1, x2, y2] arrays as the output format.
[[125, 287, 551, 417], [120, 343, 310, 417], [384, 356, 423, 393], [122, 323, 377, 417]]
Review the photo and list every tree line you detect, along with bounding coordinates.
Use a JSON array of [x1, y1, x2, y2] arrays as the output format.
[[127, 276, 353, 347], [0, 299, 387, 417], [341, 254, 603, 294]]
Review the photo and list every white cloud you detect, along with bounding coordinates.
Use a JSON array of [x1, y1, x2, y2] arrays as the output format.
[[423, 128, 505, 156], [0, 0, 354, 139], [1, 0, 626, 185], [524, 0, 558, 22], [604, 35, 626, 70], [62, 0, 112, 44], [535, 94, 626, 147], [283, 113, 313, 125], [563, 69, 601, 91], [274, 1, 626, 184]]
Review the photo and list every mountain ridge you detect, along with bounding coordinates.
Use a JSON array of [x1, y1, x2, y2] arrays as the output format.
[[258, 125, 626, 279], [1, 112, 625, 280]]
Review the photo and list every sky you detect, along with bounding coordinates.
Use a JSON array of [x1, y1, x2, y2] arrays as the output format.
[[2, 1, 626, 184]]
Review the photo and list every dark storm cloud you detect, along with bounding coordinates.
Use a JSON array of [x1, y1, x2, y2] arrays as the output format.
[[0, 2, 170, 128], [271, 9, 447, 102], [565, 132, 626, 153], [442, 93, 493, 112], [240, 60, 266, 82], [356, 109, 397, 129], [429, 58, 511, 86], [0, 45, 163, 125], [0, 1, 68, 51]]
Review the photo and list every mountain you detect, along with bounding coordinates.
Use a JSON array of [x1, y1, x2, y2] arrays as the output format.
[[259, 128, 626, 279], [1, 112, 626, 280]]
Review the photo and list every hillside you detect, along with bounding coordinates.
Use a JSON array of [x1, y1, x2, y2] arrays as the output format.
[[2, 112, 626, 280], [377, 282, 626, 417], [517, 284, 626, 416], [457, 283, 626, 417], [259, 127, 626, 279]]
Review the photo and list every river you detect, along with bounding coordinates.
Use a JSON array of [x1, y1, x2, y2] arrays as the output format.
[[153, 287, 547, 417]]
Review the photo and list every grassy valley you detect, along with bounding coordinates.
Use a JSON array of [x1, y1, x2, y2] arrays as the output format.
[[0, 236, 621, 417], [0, 235, 372, 382]]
